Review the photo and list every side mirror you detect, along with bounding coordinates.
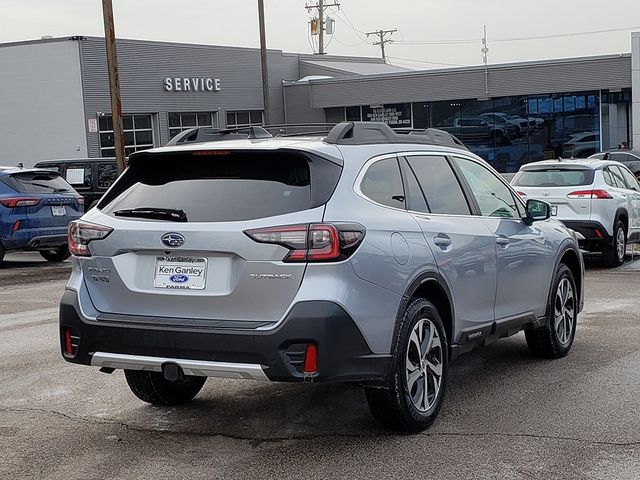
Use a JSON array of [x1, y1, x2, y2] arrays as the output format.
[[525, 199, 551, 224]]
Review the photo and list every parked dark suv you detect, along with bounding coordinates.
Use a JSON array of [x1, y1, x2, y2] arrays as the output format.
[[34, 158, 119, 209]]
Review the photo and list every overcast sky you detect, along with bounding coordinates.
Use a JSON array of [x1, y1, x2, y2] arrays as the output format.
[[1, 0, 639, 69]]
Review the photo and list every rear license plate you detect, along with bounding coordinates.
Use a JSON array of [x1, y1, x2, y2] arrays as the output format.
[[51, 206, 66, 216], [153, 256, 207, 290], [551, 205, 558, 216]]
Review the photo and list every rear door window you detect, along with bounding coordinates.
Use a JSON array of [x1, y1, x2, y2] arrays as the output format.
[[512, 168, 595, 187], [360, 158, 406, 209], [618, 166, 640, 191], [404, 155, 470, 215], [607, 166, 628, 189], [1, 172, 72, 194], [101, 151, 341, 222]]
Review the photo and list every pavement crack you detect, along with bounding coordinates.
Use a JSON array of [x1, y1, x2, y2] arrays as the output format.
[[2, 407, 640, 447]]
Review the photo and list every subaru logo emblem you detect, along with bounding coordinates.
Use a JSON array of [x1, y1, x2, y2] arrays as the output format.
[[161, 232, 185, 248]]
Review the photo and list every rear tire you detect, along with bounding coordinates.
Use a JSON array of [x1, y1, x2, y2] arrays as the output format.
[[525, 264, 577, 358], [39, 246, 70, 262], [365, 298, 448, 432], [124, 370, 206, 406], [0, 243, 5, 265], [603, 220, 626, 268]]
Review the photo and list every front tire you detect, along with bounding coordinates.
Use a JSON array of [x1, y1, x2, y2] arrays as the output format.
[[525, 264, 577, 358], [365, 298, 448, 432], [124, 370, 206, 406], [39, 246, 70, 262], [603, 220, 626, 268]]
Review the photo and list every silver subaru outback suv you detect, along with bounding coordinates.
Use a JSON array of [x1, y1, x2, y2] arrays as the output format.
[[60, 122, 584, 432]]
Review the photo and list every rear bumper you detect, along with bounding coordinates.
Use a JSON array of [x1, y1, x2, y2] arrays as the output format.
[[561, 220, 610, 247], [59, 289, 390, 383], [1, 230, 67, 251]]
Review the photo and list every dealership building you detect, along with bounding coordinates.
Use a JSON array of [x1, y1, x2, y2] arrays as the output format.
[[1, 33, 639, 172]]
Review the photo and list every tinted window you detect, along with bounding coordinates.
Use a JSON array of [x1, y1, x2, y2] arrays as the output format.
[[405, 156, 470, 215], [361, 158, 406, 209], [2, 172, 72, 194], [512, 168, 595, 187], [609, 153, 629, 163], [101, 152, 340, 222], [399, 159, 428, 213], [455, 157, 521, 219]]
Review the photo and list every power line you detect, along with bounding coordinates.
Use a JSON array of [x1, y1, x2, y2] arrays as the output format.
[[387, 56, 467, 67]]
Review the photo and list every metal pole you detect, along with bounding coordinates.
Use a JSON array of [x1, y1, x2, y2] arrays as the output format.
[[318, 0, 324, 55], [258, 0, 270, 124], [101, 0, 126, 173]]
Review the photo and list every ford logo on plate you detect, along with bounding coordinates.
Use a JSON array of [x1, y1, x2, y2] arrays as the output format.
[[161, 232, 185, 248], [169, 274, 189, 283]]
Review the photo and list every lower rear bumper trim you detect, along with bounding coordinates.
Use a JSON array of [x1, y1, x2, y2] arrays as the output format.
[[91, 352, 269, 381]]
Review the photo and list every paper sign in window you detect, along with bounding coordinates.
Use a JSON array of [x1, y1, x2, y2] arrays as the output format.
[[66, 169, 85, 185]]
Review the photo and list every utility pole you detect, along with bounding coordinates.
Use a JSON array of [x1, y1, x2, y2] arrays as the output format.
[[481, 25, 489, 94], [101, 0, 126, 173], [305, 0, 340, 55], [366, 28, 397, 63], [257, 0, 270, 124]]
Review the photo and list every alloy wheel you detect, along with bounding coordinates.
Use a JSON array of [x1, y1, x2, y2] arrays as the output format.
[[405, 318, 443, 412], [554, 278, 575, 345], [616, 227, 626, 262]]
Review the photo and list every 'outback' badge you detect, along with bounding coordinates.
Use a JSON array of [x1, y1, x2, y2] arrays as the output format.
[[161, 232, 186, 248]]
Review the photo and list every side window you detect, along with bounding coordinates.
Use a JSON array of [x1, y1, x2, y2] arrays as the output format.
[[399, 158, 429, 213], [454, 156, 521, 219], [609, 153, 628, 163], [405, 155, 470, 215], [603, 168, 614, 187], [360, 158, 406, 209], [618, 166, 639, 191], [608, 166, 628, 189]]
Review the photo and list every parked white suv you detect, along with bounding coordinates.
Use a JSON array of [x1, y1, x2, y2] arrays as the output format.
[[512, 159, 640, 267]]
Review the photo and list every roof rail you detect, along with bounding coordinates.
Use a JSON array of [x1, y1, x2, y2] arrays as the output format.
[[324, 122, 468, 150], [166, 126, 272, 146]]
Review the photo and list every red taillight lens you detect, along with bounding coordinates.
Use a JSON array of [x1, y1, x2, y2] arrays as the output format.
[[68, 221, 113, 257], [76, 196, 85, 206], [0, 197, 40, 208], [11, 220, 21, 233], [244, 223, 365, 263], [567, 189, 612, 199], [516, 191, 527, 197], [303, 344, 318, 374]]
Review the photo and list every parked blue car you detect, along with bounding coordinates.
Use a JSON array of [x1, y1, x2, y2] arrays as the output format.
[[0, 166, 83, 264]]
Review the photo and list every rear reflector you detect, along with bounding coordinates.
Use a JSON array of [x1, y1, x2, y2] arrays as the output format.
[[11, 220, 21, 233], [567, 189, 613, 199], [594, 229, 604, 239], [0, 197, 40, 208], [303, 344, 318, 374], [516, 191, 527, 197], [63, 327, 80, 357]]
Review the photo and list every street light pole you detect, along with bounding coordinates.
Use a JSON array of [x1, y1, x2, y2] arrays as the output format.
[[101, 0, 126, 173], [258, 0, 270, 125]]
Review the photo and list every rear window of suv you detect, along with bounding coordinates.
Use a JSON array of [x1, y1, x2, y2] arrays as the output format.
[[100, 151, 341, 222], [511, 168, 594, 187], [1, 172, 72, 193]]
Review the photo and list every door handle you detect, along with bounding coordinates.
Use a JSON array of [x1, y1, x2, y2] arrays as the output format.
[[496, 237, 510, 246], [433, 236, 452, 248]]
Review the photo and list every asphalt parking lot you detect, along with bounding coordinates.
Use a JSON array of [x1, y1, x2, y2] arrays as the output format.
[[1, 252, 639, 480]]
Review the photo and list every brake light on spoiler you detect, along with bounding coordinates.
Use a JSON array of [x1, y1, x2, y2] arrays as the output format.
[[566, 189, 613, 199], [244, 223, 365, 262]]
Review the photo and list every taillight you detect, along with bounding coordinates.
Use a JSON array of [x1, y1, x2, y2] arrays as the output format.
[[68, 221, 113, 257], [516, 191, 527, 197], [0, 197, 40, 208], [76, 196, 85, 206], [244, 223, 365, 262], [566, 189, 612, 199]]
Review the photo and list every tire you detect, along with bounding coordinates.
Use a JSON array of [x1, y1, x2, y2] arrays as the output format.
[[525, 264, 577, 359], [365, 298, 448, 433], [0, 243, 5, 265], [124, 370, 206, 406], [39, 246, 71, 262], [602, 220, 626, 268]]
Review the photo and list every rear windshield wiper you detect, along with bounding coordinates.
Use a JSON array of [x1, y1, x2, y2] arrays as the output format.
[[113, 207, 188, 222], [24, 182, 70, 193]]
